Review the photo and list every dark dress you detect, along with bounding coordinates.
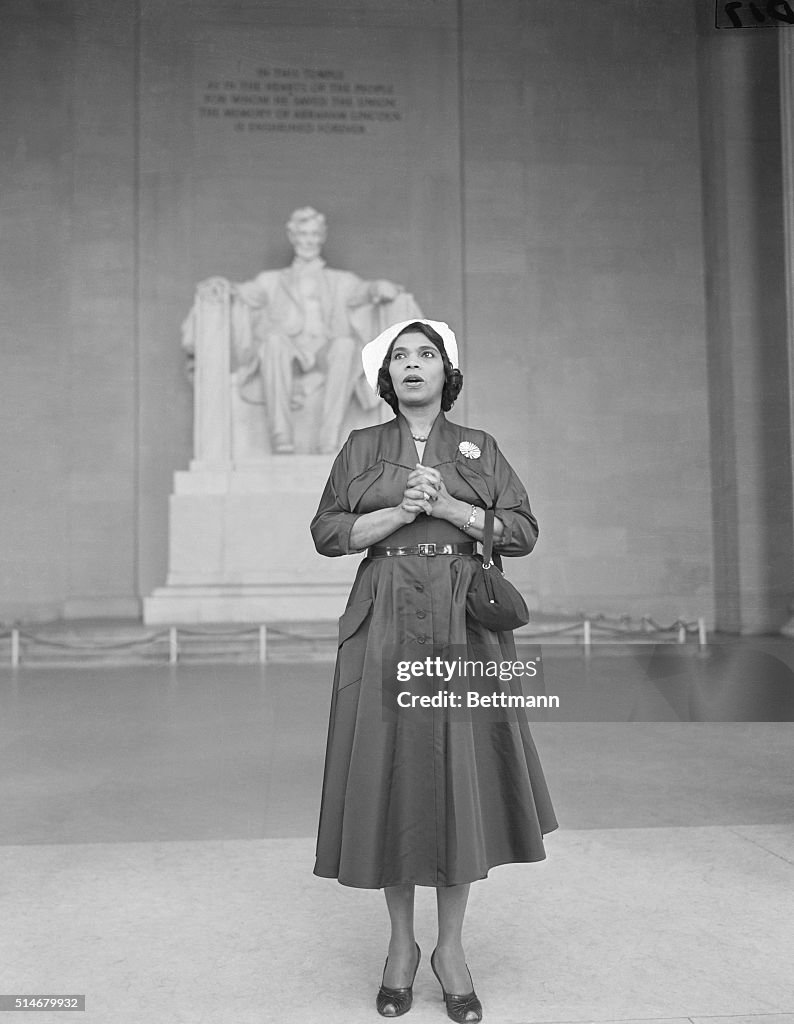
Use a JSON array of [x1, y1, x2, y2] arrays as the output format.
[[311, 411, 558, 889]]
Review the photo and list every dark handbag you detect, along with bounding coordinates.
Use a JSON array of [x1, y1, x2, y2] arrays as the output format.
[[465, 507, 530, 632]]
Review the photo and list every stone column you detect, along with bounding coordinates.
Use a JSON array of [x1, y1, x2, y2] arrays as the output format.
[[696, 15, 792, 633], [191, 278, 232, 470], [779, 31, 794, 637]]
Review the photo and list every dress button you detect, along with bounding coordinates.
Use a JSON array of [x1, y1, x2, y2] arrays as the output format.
[[417, 636, 426, 644], [415, 584, 424, 592], [416, 610, 426, 619]]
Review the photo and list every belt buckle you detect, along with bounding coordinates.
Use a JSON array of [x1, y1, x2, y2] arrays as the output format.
[[418, 543, 437, 556]]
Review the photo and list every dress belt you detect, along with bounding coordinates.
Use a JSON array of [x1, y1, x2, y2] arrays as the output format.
[[368, 542, 477, 558]]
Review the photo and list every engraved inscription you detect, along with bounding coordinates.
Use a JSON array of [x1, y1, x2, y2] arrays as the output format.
[[197, 66, 403, 134]]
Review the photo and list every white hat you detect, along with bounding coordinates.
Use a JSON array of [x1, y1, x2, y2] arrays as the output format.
[[361, 319, 460, 393]]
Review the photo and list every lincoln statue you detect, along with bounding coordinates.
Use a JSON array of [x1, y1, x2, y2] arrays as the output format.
[[181, 207, 422, 455]]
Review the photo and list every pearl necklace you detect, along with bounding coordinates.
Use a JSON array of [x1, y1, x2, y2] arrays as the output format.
[[411, 433, 428, 442]]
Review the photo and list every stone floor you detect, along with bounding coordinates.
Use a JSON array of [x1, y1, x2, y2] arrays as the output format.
[[0, 656, 792, 1024]]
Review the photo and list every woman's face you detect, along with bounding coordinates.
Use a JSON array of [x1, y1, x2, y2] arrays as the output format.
[[388, 330, 445, 409]]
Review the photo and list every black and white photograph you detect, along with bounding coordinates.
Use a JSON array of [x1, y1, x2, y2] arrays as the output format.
[[0, 1, 792, 1022]]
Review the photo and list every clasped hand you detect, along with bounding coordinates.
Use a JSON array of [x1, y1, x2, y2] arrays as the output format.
[[400, 465, 454, 520]]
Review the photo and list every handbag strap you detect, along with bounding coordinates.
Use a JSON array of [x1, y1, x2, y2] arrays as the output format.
[[482, 507, 495, 568], [481, 502, 505, 571]]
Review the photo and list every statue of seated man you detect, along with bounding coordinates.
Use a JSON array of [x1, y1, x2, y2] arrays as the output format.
[[184, 207, 419, 455]]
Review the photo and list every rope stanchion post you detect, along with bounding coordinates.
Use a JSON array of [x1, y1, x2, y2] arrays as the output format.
[[1, 610, 710, 666]]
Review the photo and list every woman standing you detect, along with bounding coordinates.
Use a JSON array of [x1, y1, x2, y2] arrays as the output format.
[[311, 320, 557, 1021]]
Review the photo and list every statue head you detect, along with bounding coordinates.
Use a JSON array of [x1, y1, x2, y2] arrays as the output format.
[[286, 206, 327, 261]]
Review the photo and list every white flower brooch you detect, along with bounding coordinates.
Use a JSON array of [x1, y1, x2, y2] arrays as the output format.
[[458, 441, 481, 459]]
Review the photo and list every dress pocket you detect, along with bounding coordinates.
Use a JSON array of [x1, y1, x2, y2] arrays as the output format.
[[338, 598, 374, 647], [336, 598, 374, 691]]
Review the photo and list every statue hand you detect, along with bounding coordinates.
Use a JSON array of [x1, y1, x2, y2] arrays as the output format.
[[371, 279, 402, 304], [197, 276, 231, 302]]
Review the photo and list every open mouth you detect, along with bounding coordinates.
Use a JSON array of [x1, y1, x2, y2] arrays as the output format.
[[403, 375, 425, 385]]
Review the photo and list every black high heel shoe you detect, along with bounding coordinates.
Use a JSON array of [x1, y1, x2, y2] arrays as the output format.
[[430, 948, 483, 1023], [376, 941, 421, 1017]]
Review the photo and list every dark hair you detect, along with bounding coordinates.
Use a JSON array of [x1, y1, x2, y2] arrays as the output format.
[[376, 322, 463, 413]]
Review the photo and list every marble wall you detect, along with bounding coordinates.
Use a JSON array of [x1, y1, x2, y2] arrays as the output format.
[[460, 0, 715, 622], [0, 0, 138, 620], [0, 0, 790, 630]]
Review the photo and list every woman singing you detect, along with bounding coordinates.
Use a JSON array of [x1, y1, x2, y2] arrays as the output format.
[[311, 319, 557, 1021]]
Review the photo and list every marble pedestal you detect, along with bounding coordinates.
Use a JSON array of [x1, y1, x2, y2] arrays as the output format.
[[143, 457, 359, 623]]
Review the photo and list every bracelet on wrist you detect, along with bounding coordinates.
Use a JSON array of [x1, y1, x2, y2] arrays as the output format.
[[461, 505, 478, 533]]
